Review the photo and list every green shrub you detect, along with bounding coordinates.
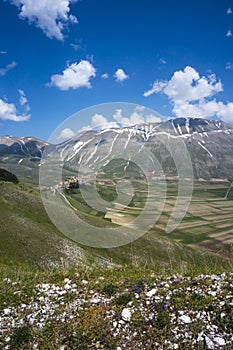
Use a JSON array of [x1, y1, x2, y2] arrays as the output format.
[[10, 325, 32, 348], [102, 283, 118, 297]]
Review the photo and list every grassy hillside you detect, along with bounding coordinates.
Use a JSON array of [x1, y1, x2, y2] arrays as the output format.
[[0, 182, 88, 268]]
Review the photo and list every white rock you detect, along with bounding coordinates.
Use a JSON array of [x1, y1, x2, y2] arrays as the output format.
[[121, 308, 131, 322], [208, 291, 217, 297], [213, 337, 225, 346], [3, 308, 11, 315], [179, 315, 191, 324], [146, 288, 157, 297], [90, 297, 100, 304], [205, 336, 215, 350], [81, 279, 88, 285], [29, 317, 35, 325]]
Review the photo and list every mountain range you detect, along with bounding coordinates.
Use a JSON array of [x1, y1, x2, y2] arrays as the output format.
[[1, 117, 233, 183]]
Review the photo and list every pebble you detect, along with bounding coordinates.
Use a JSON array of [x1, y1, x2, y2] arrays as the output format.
[[179, 315, 191, 324], [146, 288, 157, 297], [213, 337, 225, 346], [121, 308, 132, 322]]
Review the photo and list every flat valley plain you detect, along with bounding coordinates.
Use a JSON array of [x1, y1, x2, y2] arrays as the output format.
[[66, 178, 233, 260]]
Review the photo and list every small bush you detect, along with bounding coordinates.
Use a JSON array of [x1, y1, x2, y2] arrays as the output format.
[[114, 293, 132, 306], [102, 283, 118, 297], [11, 325, 32, 348], [156, 311, 170, 330]]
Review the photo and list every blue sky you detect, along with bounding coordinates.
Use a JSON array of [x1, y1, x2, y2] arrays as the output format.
[[1, 0, 233, 141]]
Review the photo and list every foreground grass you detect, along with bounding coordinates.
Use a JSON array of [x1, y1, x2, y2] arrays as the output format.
[[0, 263, 232, 349]]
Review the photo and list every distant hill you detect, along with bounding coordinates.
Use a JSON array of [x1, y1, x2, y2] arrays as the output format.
[[0, 168, 18, 184]]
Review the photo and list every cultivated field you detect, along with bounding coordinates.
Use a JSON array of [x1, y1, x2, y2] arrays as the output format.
[[66, 179, 233, 258]]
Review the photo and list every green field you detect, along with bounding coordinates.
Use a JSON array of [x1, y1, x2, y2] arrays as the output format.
[[64, 179, 233, 259]]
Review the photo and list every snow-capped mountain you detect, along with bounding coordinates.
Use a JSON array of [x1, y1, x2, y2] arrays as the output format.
[[47, 117, 233, 180], [0, 136, 48, 183], [0, 136, 47, 157], [1, 118, 233, 182]]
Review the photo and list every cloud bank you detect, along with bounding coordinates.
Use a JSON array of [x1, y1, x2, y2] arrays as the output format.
[[144, 66, 233, 123]]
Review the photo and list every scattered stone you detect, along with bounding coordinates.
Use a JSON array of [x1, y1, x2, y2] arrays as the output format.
[[121, 308, 132, 322], [213, 337, 226, 346], [179, 315, 191, 324], [146, 288, 157, 297]]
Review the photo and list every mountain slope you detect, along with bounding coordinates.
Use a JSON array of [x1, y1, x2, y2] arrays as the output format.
[[0, 136, 47, 183], [45, 117, 233, 182]]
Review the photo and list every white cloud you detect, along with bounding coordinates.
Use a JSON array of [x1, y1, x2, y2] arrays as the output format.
[[216, 102, 233, 123], [57, 127, 76, 140], [146, 114, 162, 123], [114, 68, 129, 83], [91, 113, 118, 129], [79, 113, 118, 132], [144, 66, 233, 123], [135, 105, 145, 111], [113, 109, 161, 127], [18, 89, 30, 112], [144, 66, 223, 102], [0, 51, 7, 55], [162, 66, 222, 103], [143, 81, 167, 97], [49, 60, 96, 90], [227, 8, 232, 15], [9, 0, 78, 40], [173, 99, 233, 123], [0, 98, 30, 122], [101, 73, 109, 79], [225, 62, 233, 70], [0, 61, 17, 76], [113, 109, 144, 126], [226, 29, 232, 37], [80, 108, 161, 133], [70, 43, 81, 51], [159, 58, 167, 64], [18, 89, 27, 106]]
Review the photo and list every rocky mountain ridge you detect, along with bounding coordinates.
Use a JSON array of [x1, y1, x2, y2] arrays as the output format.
[[1, 118, 233, 182]]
